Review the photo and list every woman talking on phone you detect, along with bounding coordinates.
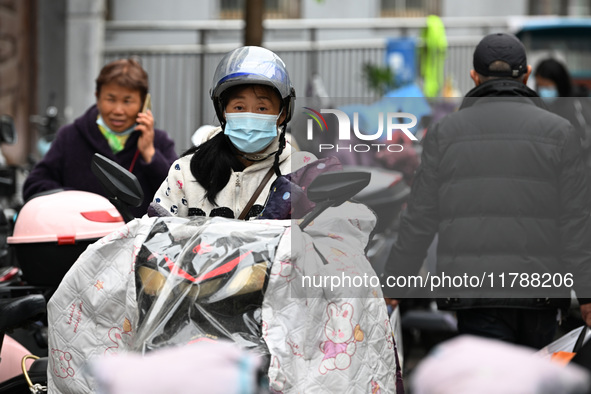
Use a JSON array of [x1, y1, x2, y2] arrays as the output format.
[[23, 58, 178, 217]]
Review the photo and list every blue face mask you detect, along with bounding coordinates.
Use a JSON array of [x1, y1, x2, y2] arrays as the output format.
[[224, 112, 279, 153], [37, 138, 52, 157], [96, 116, 136, 136], [538, 87, 559, 99]]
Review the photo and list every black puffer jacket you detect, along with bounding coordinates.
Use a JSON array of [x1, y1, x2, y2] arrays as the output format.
[[385, 79, 591, 310]]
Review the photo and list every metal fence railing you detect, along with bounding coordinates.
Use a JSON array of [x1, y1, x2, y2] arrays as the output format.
[[104, 17, 511, 150]]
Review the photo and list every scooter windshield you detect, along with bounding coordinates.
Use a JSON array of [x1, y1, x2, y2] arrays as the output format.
[[132, 216, 287, 355]]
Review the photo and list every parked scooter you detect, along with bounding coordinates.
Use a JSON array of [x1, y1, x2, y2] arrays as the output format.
[[0, 116, 120, 386], [0, 294, 47, 392], [0, 116, 47, 393], [2, 145, 143, 289], [0, 152, 143, 393]]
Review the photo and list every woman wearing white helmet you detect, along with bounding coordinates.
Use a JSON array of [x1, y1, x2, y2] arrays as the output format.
[[152, 46, 315, 219]]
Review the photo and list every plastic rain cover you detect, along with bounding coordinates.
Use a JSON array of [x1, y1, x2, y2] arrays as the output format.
[[131, 216, 287, 355]]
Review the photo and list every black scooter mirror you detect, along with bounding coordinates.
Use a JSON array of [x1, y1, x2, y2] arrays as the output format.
[[307, 171, 371, 206], [91, 153, 144, 222], [300, 171, 371, 229], [0, 115, 16, 145]]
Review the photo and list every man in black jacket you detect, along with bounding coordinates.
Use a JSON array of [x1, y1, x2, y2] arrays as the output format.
[[384, 33, 591, 348]]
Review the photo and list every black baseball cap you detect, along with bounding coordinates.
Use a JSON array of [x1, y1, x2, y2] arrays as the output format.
[[473, 33, 527, 78]]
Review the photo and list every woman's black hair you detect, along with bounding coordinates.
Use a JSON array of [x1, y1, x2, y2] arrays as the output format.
[[182, 84, 287, 205], [535, 58, 573, 97], [272, 125, 287, 176], [182, 133, 244, 206]]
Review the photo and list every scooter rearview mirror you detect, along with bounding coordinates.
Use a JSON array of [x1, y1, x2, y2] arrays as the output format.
[[300, 171, 371, 230], [306, 171, 371, 207], [0, 115, 16, 145], [91, 153, 144, 209]]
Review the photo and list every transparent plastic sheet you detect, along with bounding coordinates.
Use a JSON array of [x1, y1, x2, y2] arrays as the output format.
[[131, 216, 287, 355]]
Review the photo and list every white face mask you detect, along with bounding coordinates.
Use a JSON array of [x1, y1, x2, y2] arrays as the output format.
[[224, 112, 280, 153]]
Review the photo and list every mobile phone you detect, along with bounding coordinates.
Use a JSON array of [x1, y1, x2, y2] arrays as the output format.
[[141, 93, 152, 113], [135, 93, 152, 130]]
